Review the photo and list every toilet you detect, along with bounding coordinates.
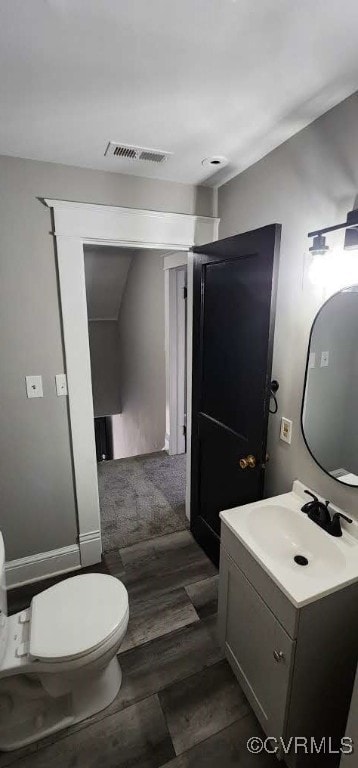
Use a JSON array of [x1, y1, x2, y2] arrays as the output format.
[[0, 532, 129, 751]]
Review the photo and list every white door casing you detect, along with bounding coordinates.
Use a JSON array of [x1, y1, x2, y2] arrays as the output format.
[[176, 268, 187, 455], [45, 200, 219, 565], [164, 255, 187, 456]]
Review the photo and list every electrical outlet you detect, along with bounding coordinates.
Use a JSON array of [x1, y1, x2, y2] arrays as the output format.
[[280, 417, 292, 444], [26, 375, 43, 399], [320, 351, 329, 367]]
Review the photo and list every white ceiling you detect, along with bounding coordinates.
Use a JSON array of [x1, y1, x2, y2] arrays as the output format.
[[84, 247, 133, 320], [0, 0, 357, 186]]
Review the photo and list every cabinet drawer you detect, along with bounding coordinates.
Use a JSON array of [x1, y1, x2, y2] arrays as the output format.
[[220, 552, 295, 739], [221, 522, 298, 638]]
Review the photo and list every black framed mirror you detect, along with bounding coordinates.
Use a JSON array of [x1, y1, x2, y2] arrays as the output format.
[[301, 285, 358, 487]]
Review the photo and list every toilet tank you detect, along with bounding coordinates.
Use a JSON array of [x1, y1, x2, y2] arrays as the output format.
[[0, 532, 8, 666]]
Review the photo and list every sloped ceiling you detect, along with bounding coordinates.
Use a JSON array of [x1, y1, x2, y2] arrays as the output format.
[[84, 246, 134, 320]]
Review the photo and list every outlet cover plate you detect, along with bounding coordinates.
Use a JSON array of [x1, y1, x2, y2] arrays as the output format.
[[26, 375, 43, 399], [280, 417, 292, 444]]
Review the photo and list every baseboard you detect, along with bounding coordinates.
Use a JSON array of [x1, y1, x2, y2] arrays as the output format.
[[5, 544, 81, 590], [79, 529, 102, 567]]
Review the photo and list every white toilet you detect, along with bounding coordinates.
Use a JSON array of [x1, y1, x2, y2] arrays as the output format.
[[0, 532, 129, 751]]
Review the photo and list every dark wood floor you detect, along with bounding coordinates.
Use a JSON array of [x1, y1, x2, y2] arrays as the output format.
[[3, 531, 277, 768]]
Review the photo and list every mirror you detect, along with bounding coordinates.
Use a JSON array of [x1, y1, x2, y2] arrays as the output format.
[[302, 285, 358, 486]]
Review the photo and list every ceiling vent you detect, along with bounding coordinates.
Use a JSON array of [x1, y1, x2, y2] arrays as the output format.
[[105, 142, 172, 164]]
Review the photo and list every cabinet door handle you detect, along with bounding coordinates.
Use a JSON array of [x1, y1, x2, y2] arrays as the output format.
[[273, 650, 285, 662]]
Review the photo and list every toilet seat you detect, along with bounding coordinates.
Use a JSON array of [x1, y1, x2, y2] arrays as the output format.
[[29, 573, 128, 663]]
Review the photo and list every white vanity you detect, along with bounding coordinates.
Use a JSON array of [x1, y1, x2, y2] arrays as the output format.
[[218, 481, 358, 767]]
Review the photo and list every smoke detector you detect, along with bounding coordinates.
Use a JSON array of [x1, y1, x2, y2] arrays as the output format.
[[201, 155, 228, 168], [105, 142, 172, 164]]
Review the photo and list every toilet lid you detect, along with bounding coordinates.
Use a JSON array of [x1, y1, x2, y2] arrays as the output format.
[[29, 574, 128, 662]]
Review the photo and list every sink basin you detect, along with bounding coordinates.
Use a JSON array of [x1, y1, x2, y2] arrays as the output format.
[[247, 504, 346, 577], [220, 480, 358, 607]]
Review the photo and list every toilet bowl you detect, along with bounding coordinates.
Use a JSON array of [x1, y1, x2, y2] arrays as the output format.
[[0, 533, 129, 751]]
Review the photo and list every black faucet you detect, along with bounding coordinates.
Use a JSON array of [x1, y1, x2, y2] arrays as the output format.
[[301, 491, 353, 537]]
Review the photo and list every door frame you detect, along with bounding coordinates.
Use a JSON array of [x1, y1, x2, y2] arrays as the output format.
[[164, 254, 187, 456], [45, 199, 219, 565]]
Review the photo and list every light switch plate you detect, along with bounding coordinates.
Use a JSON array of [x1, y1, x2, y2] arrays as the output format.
[[280, 417, 292, 444], [320, 351, 329, 367], [26, 375, 43, 399], [55, 373, 68, 396], [308, 352, 316, 369]]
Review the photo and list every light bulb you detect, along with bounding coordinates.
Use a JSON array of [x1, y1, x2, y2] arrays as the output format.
[[308, 254, 329, 287], [308, 250, 358, 292]]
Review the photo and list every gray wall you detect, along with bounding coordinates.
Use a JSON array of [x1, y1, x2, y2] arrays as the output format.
[[84, 246, 133, 322], [112, 250, 165, 459], [0, 155, 211, 560], [218, 91, 358, 520], [88, 321, 121, 419]]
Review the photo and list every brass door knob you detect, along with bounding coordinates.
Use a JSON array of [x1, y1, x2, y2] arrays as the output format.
[[239, 454, 257, 470]]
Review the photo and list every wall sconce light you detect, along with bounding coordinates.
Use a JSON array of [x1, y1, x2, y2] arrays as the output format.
[[343, 209, 358, 250], [309, 234, 329, 256], [308, 208, 358, 253], [307, 207, 358, 290]]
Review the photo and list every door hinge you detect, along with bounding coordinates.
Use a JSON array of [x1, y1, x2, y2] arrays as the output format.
[[183, 286, 187, 300], [183, 425, 187, 437]]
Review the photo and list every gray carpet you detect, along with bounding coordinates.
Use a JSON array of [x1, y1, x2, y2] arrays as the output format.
[[98, 451, 188, 551]]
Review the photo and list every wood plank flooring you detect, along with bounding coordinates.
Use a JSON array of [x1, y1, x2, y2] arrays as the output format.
[[3, 531, 277, 768]]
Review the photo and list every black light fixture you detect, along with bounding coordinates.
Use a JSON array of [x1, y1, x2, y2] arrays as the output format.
[[308, 207, 358, 253], [309, 234, 329, 256], [344, 209, 358, 250]]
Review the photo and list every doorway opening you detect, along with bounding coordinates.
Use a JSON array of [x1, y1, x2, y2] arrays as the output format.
[[83, 244, 188, 550]]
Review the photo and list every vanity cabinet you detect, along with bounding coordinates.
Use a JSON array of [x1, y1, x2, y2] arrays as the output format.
[[221, 554, 295, 740], [218, 523, 358, 767]]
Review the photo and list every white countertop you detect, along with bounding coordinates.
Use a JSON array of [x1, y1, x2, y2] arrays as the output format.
[[220, 480, 358, 608]]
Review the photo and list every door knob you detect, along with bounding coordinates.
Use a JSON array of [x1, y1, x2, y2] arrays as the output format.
[[239, 454, 257, 470]]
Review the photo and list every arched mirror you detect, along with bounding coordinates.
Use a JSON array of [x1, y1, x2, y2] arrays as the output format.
[[302, 285, 358, 486]]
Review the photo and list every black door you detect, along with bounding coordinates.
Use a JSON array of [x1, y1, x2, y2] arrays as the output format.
[[190, 225, 281, 566]]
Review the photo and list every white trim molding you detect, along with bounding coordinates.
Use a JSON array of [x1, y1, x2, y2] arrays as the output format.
[[45, 199, 219, 246], [45, 198, 219, 566], [185, 252, 194, 521], [164, 252, 189, 457], [164, 263, 187, 456], [55, 235, 101, 567], [78, 529, 102, 567], [6, 545, 81, 590]]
